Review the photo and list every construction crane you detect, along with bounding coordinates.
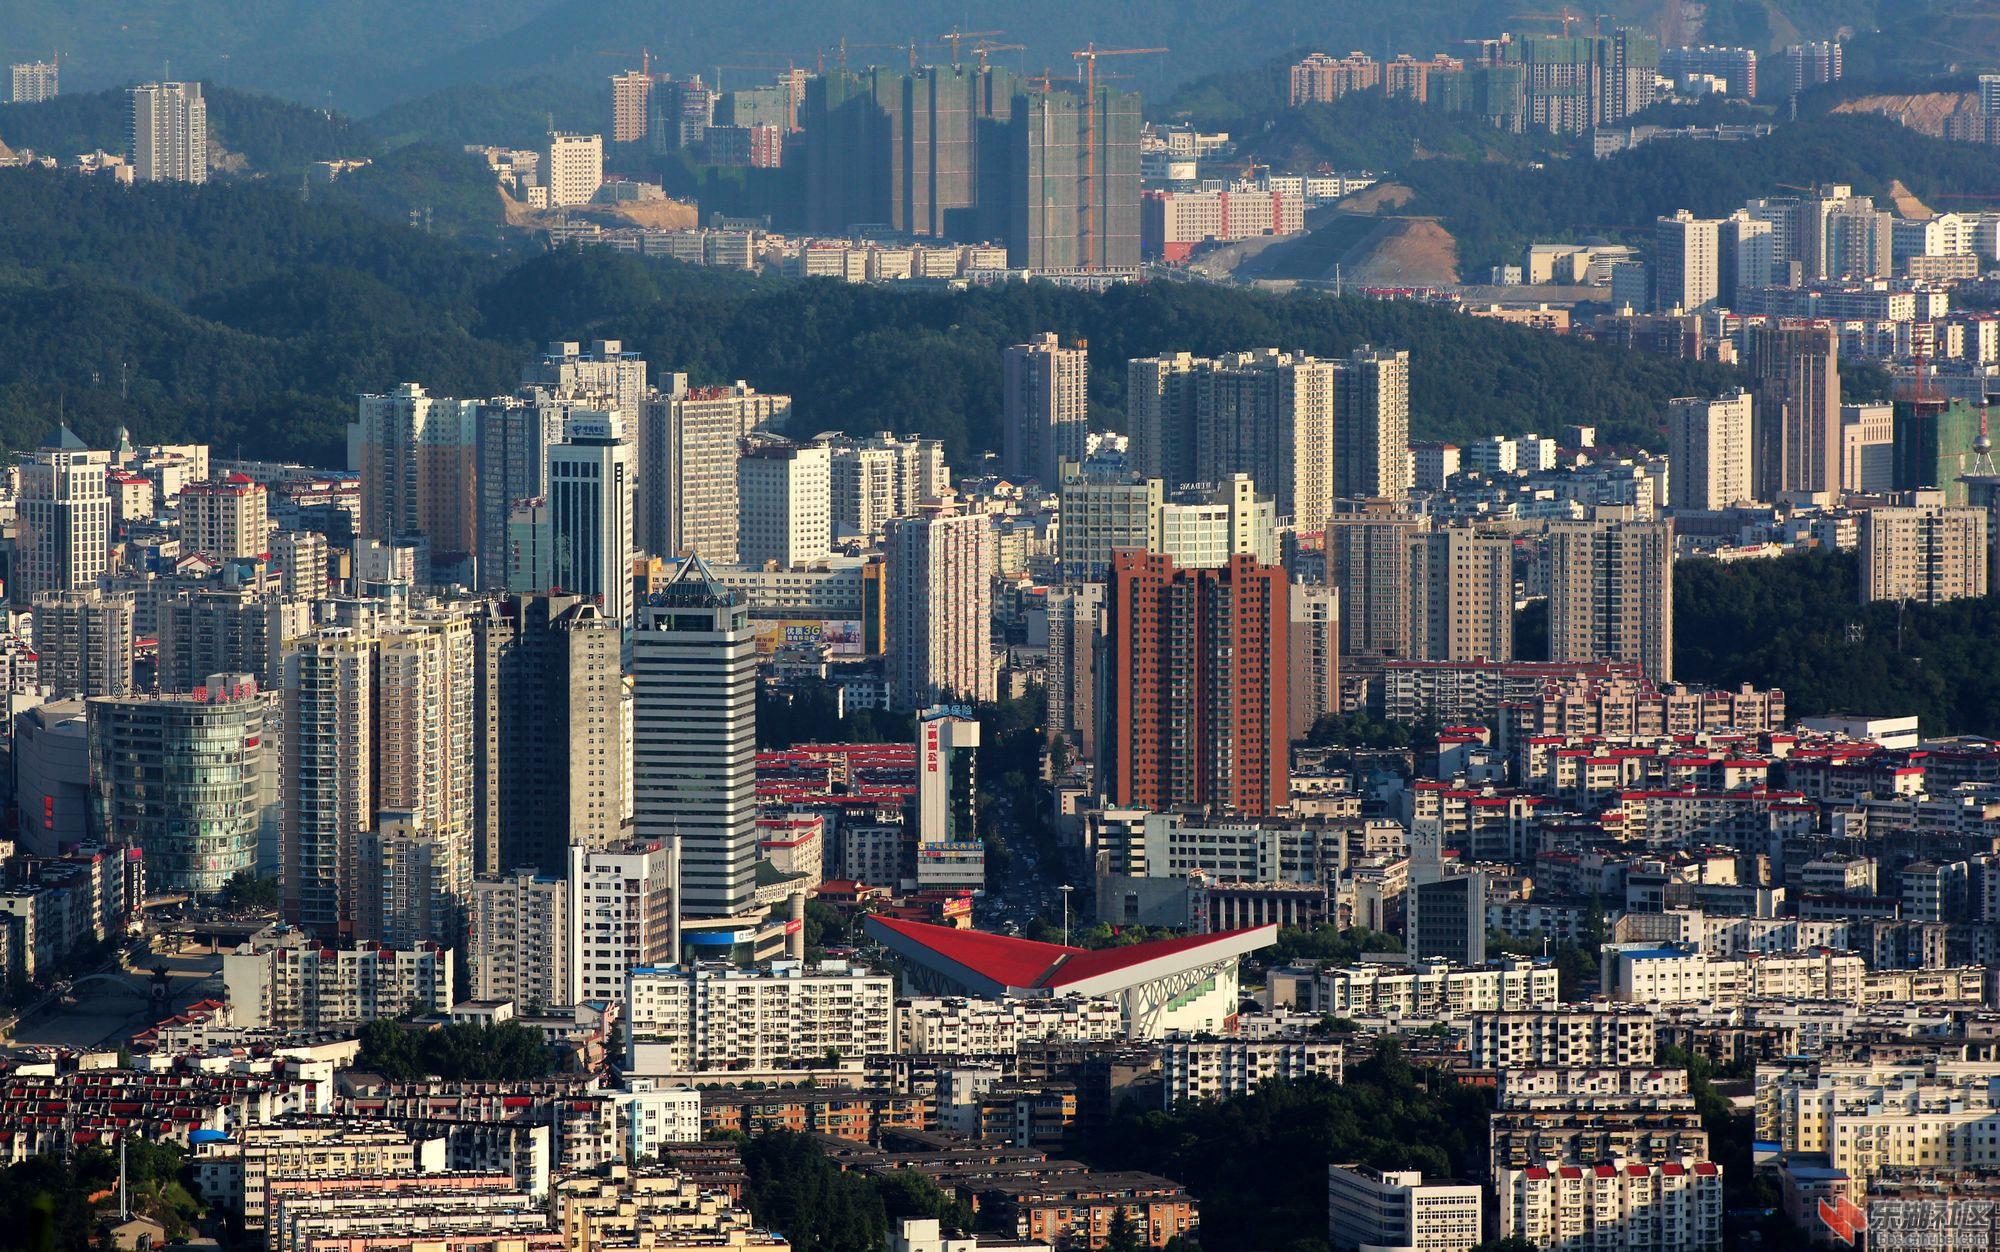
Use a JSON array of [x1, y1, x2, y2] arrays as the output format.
[[834, 37, 905, 71], [939, 28, 1004, 64], [596, 48, 654, 76], [1071, 44, 1166, 270], [971, 41, 1025, 72], [1510, 9, 1583, 35]]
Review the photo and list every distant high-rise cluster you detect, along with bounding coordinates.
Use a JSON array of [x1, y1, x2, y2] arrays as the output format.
[[9, 58, 58, 104]]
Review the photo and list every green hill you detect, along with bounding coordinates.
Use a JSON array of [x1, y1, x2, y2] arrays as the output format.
[[0, 86, 371, 176], [0, 165, 1738, 468]]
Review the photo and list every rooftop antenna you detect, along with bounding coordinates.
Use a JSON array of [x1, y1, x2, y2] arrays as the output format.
[[1973, 400, 1997, 475]]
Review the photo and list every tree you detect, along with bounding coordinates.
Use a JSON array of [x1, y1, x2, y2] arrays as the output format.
[[1107, 1206, 1145, 1252], [219, 870, 281, 912]]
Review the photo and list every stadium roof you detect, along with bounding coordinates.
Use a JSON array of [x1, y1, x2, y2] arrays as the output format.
[[865, 915, 1277, 1000]]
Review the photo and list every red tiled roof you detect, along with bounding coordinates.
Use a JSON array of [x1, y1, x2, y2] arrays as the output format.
[[867, 915, 1266, 990]]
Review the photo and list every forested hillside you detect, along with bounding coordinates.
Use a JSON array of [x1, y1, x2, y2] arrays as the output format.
[[0, 167, 1736, 467], [1677, 550, 2000, 736]]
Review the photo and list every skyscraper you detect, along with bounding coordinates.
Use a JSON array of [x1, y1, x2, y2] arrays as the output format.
[[1667, 389, 1755, 509], [639, 382, 791, 562], [89, 676, 270, 896], [547, 411, 634, 626], [1654, 211, 1724, 314], [32, 589, 134, 699], [1126, 349, 1341, 532], [282, 629, 375, 937], [631, 558, 757, 919], [1745, 320, 1841, 502], [610, 70, 654, 144], [472, 594, 629, 877], [1002, 333, 1089, 487], [1546, 513, 1675, 682], [1334, 346, 1414, 502], [1287, 582, 1341, 742], [472, 395, 566, 590], [1011, 83, 1142, 271], [1325, 499, 1423, 661], [14, 426, 111, 607], [736, 437, 832, 568], [886, 498, 995, 709], [1409, 528, 1514, 662], [1102, 551, 1289, 816], [803, 64, 1015, 242], [352, 383, 476, 583], [129, 81, 207, 183], [829, 432, 950, 542], [914, 707, 982, 890]]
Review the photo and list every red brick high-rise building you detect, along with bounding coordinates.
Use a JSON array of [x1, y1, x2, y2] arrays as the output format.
[[1102, 551, 1289, 815]]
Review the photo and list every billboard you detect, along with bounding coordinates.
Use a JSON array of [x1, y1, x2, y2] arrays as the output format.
[[753, 618, 865, 657]]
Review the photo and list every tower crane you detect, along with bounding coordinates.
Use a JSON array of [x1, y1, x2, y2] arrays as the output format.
[[1070, 44, 1165, 269], [939, 29, 1005, 64]]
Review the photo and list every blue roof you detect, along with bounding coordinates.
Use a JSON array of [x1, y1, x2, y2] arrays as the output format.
[[188, 1129, 230, 1144], [1619, 947, 1692, 961]]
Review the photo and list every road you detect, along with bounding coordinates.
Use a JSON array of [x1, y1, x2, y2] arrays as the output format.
[[7, 949, 224, 1050]]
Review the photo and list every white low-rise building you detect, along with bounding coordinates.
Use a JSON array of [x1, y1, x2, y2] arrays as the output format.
[[624, 959, 893, 1075], [898, 996, 1123, 1056], [1498, 1158, 1722, 1252], [1327, 1164, 1483, 1252], [1162, 1038, 1344, 1107]]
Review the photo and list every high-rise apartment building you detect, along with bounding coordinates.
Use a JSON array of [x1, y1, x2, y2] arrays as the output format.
[[352, 383, 476, 582], [1780, 41, 1843, 95], [1334, 346, 1414, 502], [1655, 211, 1725, 314], [1056, 464, 1164, 583], [829, 432, 949, 542], [1288, 52, 1383, 105], [1128, 349, 1339, 531], [639, 382, 790, 562], [129, 81, 207, 183], [1045, 582, 1105, 758], [282, 629, 375, 937], [547, 411, 635, 626], [270, 529, 328, 599], [156, 586, 308, 696], [1002, 333, 1089, 487], [472, 395, 566, 590], [1102, 551, 1289, 815], [1158, 475, 1280, 570], [14, 426, 111, 606], [1011, 84, 1142, 270], [1660, 46, 1757, 98], [469, 869, 569, 1011], [543, 132, 604, 206], [1667, 389, 1756, 510], [176, 474, 269, 561], [1410, 528, 1514, 662], [1546, 513, 1675, 682], [32, 589, 134, 699], [736, 437, 832, 568], [521, 339, 651, 429], [11, 60, 58, 104], [631, 559, 757, 919], [1860, 505, 1989, 605], [886, 499, 995, 709], [1325, 500, 1424, 661], [1745, 320, 1841, 502], [610, 70, 654, 144], [89, 676, 270, 895], [569, 840, 677, 1006], [803, 64, 1015, 243], [1287, 582, 1341, 742], [471, 594, 628, 877], [1840, 402, 1896, 495]]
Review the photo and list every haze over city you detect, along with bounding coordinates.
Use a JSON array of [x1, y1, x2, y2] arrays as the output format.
[[1, 3, 2000, 1252]]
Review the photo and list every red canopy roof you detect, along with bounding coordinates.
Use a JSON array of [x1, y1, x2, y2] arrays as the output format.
[[867, 915, 1267, 990]]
